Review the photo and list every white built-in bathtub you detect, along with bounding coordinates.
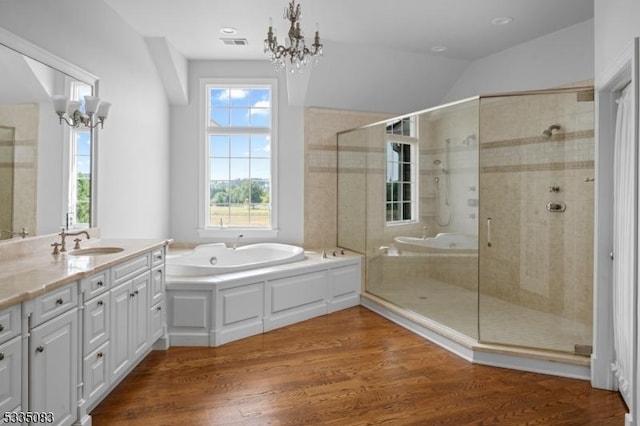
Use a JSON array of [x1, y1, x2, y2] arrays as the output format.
[[394, 233, 478, 254], [166, 243, 306, 276], [165, 245, 362, 347]]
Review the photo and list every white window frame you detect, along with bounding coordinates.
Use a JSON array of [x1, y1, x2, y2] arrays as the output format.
[[385, 136, 418, 226], [62, 80, 93, 230], [198, 78, 279, 239]]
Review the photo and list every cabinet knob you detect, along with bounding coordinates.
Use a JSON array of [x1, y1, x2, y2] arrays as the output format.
[[97, 301, 104, 306], [55, 298, 64, 305], [134, 290, 139, 295], [36, 346, 44, 353], [130, 293, 135, 298], [97, 352, 103, 358], [0, 324, 4, 332], [156, 306, 162, 311], [97, 281, 104, 287], [0, 353, 4, 361], [155, 255, 163, 260]]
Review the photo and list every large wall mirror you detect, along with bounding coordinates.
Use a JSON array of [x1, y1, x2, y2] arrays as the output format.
[[0, 28, 98, 241]]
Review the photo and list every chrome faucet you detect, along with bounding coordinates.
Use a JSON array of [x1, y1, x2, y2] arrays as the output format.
[[55, 228, 91, 253], [232, 234, 244, 249], [0, 227, 29, 239]]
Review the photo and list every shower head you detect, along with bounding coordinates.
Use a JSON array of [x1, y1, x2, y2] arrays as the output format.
[[433, 158, 449, 175], [542, 123, 561, 140], [433, 159, 448, 174]]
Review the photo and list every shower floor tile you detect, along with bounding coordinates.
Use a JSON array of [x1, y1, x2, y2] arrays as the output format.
[[371, 278, 592, 354]]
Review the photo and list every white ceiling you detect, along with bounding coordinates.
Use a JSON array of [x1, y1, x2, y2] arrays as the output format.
[[104, 0, 594, 61]]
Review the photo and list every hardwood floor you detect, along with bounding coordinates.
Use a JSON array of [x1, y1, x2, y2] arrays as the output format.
[[91, 307, 626, 425]]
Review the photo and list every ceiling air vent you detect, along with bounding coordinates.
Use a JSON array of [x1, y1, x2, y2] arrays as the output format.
[[220, 38, 248, 46]]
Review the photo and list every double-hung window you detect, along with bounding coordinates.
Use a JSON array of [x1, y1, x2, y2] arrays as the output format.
[[68, 81, 92, 228], [385, 117, 417, 224], [203, 80, 277, 233]]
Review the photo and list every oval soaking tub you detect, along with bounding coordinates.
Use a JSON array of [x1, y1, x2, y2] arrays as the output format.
[[394, 233, 478, 254], [166, 243, 306, 276]]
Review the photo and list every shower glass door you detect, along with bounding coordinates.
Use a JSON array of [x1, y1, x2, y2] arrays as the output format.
[[478, 88, 595, 353], [338, 98, 481, 340]]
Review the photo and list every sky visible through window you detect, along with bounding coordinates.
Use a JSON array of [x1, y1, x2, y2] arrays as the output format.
[[207, 86, 272, 228]]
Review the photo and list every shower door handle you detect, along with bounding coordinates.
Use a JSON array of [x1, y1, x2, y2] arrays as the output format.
[[487, 217, 493, 247]]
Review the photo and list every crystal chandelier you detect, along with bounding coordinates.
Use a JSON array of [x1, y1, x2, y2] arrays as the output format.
[[264, 0, 323, 73]]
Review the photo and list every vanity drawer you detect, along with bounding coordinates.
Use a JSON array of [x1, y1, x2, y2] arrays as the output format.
[[112, 254, 151, 285], [81, 270, 110, 300], [32, 282, 78, 327], [0, 304, 21, 344], [151, 248, 165, 267]]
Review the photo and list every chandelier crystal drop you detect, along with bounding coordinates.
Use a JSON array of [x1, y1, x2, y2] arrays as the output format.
[[264, 0, 323, 73]]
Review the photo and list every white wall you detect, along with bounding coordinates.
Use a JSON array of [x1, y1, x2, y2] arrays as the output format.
[[594, 2, 640, 424], [443, 19, 595, 102], [594, 0, 640, 82], [169, 60, 304, 244], [306, 40, 470, 115], [0, 0, 170, 239]]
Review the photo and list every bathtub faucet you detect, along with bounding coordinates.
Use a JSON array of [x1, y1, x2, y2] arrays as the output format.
[[232, 234, 244, 249]]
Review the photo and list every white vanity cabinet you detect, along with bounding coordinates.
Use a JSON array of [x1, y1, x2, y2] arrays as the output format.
[[0, 237, 168, 426], [149, 255, 166, 343], [109, 254, 151, 384], [28, 281, 79, 426], [81, 270, 111, 408], [0, 303, 22, 415]]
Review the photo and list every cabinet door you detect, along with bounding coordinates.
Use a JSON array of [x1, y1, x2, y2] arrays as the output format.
[[150, 266, 164, 307], [0, 336, 21, 414], [30, 308, 78, 426], [150, 301, 165, 343], [131, 273, 150, 360], [110, 281, 132, 381], [83, 291, 109, 355]]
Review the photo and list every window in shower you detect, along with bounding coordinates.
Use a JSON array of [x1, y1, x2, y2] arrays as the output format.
[[385, 141, 417, 223], [203, 80, 277, 231], [386, 116, 415, 137]]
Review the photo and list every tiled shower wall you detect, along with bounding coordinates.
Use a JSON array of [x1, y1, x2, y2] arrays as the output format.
[[304, 107, 391, 249], [0, 104, 38, 236], [0, 126, 15, 236], [478, 90, 595, 326], [418, 103, 479, 239]]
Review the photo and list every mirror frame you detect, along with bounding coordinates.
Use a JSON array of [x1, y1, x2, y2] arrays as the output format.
[[0, 27, 100, 235]]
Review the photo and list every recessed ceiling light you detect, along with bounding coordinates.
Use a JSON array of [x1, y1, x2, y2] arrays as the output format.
[[220, 27, 238, 35], [491, 16, 514, 26], [431, 45, 447, 53]]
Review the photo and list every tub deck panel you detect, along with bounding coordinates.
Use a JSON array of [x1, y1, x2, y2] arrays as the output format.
[[215, 283, 265, 346], [265, 271, 329, 332], [328, 264, 361, 313], [166, 251, 362, 346], [167, 291, 212, 346]]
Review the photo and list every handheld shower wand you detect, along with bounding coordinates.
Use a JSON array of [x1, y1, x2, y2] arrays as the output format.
[[542, 124, 561, 140]]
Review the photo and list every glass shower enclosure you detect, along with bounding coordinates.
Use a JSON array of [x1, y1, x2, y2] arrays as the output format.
[[337, 87, 595, 355]]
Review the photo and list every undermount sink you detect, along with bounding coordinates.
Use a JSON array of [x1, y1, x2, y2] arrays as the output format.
[[69, 247, 125, 256]]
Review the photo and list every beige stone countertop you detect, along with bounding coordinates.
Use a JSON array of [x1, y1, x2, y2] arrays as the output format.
[[0, 237, 169, 310]]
